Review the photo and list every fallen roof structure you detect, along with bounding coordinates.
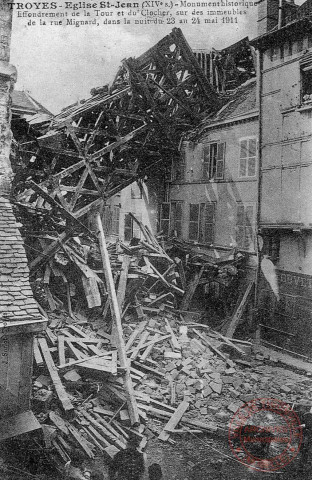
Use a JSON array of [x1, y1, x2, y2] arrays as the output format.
[[14, 28, 220, 274]]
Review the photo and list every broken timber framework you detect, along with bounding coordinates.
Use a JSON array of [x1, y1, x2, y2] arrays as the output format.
[[14, 28, 220, 272]]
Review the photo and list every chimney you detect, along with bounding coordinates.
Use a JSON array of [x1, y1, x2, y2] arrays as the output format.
[[257, 0, 279, 35]]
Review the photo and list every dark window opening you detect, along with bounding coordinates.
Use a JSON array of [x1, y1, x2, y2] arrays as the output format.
[[263, 232, 280, 264], [124, 212, 141, 242], [301, 67, 312, 103]]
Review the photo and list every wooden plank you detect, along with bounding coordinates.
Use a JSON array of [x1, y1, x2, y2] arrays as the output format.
[[58, 351, 113, 370], [49, 411, 69, 435], [180, 266, 205, 311], [29, 180, 94, 236], [165, 319, 181, 351], [82, 411, 126, 450], [96, 213, 139, 426], [82, 276, 102, 308], [65, 339, 87, 360], [93, 413, 127, 444], [81, 426, 106, 452], [158, 401, 189, 441], [132, 361, 166, 378], [130, 330, 150, 361], [111, 350, 118, 376], [33, 337, 44, 367], [127, 334, 171, 355], [140, 334, 159, 362], [148, 406, 217, 433], [224, 280, 254, 338], [58, 335, 65, 366], [37, 337, 74, 415], [174, 257, 186, 290], [67, 423, 95, 458], [116, 255, 131, 310], [192, 329, 234, 368]]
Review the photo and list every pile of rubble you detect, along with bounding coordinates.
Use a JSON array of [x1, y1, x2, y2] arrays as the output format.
[[31, 301, 312, 475], [28, 213, 183, 325]]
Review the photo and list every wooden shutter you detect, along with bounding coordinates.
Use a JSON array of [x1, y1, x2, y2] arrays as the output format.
[[216, 143, 225, 180], [203, 144, 210, 180], [189, 204, 200, 241], [204, 203, 215, 244], [239, 140, 248, 177]]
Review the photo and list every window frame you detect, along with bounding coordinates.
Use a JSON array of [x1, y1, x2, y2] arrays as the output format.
[[301, 64, 312, 103], [188, 202, 215, 244], [238, 137, 257, 179], [203, 142, 225, 181]]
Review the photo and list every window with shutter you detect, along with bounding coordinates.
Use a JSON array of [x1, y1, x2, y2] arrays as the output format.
[[189, 204, 200, 241], [216, 143, 225, 180], [190, 203, 215, 243], [239, 138, 257, 178], [203, 142, 224, 180], [204, 203, 215, 244], [203, 144, 211, 180]]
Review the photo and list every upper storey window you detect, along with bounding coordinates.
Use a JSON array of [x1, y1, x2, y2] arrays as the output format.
[[239, 137, 257, 178]]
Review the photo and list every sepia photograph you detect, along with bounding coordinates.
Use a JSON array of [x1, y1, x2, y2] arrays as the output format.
[[0, 0, 312, 478]]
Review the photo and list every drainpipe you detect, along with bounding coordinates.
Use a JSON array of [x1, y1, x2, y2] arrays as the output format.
[[278, 0, 283, 29], [254, 48, 263, 324]]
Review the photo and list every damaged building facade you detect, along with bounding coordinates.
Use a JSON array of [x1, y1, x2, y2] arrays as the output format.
[[251, 0, 312, 355]]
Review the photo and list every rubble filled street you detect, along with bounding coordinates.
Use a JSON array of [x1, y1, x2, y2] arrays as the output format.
[[1, 0, 312, 478]]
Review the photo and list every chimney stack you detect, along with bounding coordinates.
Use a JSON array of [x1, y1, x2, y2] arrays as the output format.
[[257, 0, 279, 36]]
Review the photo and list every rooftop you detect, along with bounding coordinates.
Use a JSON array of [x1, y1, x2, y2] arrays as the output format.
[[12, 91, 52, 117], [188, 78, 257, 138], [0, 197, 41, 321]]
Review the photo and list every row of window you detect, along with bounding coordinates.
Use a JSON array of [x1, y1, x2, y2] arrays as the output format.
[[173, 137, 257, 182], [270, 35, 312, 62], [160, 201, 255, 250]]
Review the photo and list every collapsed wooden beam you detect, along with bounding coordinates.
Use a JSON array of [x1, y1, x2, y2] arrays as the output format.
[[96, 212, 140, 426]]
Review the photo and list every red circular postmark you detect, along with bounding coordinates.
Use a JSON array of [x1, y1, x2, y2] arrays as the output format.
[[228, 398, 303, 472]]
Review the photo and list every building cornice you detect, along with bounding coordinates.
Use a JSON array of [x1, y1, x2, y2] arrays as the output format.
[[251, 18, 312, 51]]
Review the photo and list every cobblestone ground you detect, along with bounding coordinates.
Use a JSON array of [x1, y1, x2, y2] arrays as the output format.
[[1, 427, 310, 479]]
